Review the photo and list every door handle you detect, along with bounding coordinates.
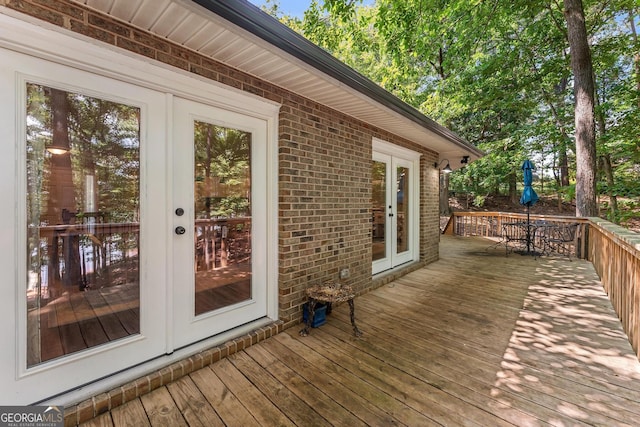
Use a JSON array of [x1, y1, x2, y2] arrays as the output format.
[[175, 226, 186, 235]]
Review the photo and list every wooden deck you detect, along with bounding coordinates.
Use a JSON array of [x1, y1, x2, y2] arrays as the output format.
[[80, 236, 640, 426]]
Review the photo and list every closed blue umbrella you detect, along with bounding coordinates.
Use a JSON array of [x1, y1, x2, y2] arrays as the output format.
[[520, 159, 539, 207], [520, 160, 538, 254]]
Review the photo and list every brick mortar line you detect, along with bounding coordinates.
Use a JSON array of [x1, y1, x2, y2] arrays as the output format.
[[65, 321, 283, 426]]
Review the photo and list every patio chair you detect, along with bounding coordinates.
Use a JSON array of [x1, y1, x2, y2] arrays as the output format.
[[501, 222, 530, 256], [540, 222, 579, 259]]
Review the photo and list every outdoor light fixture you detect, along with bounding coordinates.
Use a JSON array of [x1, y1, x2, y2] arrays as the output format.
[[434, 159, 452, 173], [461, 155, 470, 164], [46, 144, 69, 155]]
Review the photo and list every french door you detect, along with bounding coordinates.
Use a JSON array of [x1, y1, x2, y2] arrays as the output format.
[[171, 98, 269, 349], [372, 141, 420, 275], [4, 50, 168, 404], [2, 41, 276, 404]]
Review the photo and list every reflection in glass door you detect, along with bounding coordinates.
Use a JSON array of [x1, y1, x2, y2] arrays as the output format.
[[25, 84, 141, 367], [372, 159, 388, 263], [372, 146, 417, 275], [172, 97, 268, 349], [193, 122, 252, 315], [396, 165, 409, 255]]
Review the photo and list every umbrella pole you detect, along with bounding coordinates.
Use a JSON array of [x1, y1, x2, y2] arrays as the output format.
[[526, 205, 531, 253]]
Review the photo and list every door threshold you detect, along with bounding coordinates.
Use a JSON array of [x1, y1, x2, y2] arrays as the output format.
[[46, 319, 282, 425], [372, 261, 425, 288]]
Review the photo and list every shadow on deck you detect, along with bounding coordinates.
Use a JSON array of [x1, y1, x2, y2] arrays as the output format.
[[76, 235, 640, 426]]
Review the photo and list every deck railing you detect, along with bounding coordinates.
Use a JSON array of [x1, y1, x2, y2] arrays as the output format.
[[444, 211, 640, 359], [442, 211, 590, 258], [33, 217, 251, 295], [586, 218, 640, 358]]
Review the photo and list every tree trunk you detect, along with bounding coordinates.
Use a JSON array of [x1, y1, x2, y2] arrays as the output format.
[[594, 81, 618, 222], [600, 154, 618, 221], [47, 88, 81, 295], [563, 0, 597, 217], [558, 139, 570, 187], [508, 171, 518, 204], [539, 80, 571, 187], [552, 152, 561, 187]]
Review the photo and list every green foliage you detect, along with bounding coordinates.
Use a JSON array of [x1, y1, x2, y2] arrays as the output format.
[[193, 123, 251, 219], [269, 0, 640, 222], [559, 184, 576, 203], [213, 196, 251, 218], [618, 199, 640, 224], [473, 194, 486, 208]]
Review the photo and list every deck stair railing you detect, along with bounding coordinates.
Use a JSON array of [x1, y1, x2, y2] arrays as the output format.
[[443, 211, 640, 360]]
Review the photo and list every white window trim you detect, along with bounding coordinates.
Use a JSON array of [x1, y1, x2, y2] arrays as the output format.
[[373, 137, 422, 161]]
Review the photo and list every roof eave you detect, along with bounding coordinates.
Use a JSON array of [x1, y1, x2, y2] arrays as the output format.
[[190, 0, 482, 157]]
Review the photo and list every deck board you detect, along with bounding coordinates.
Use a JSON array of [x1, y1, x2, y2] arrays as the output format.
[[240, 343, 367, 427], [110, 398, 149, 427], [306, 327, 508, 427], [140, 387, 187, 427], [256, 337, 422, 426], [210, 358, 296, 427], [231, 348, 333, 427], [79, 236, 640, 426], [319, 319, 551, 426], [165, 376, 225, 427], [190, 366, 261, 427]]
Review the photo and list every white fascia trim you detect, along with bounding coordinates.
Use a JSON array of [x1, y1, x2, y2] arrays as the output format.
[[0, 11, 280, 119]]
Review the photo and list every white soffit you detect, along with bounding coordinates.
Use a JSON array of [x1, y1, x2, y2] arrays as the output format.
[[76, 0, 479, 159]]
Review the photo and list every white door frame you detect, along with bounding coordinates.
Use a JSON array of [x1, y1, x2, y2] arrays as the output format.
[[2, 48, 168, 405], [171, 97, 270, 349], [0, 13, 279, 405], [372, 138, 420, 275]]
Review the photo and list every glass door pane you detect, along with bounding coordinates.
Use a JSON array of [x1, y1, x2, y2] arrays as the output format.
[[26, 84, 140, 367], [172, 97, 268, 349], [193, 122, 252, 315], [371, 160, 387, 262], [396, 165, 409, 255]]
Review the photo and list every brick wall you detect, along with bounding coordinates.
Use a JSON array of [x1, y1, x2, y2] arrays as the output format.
[[3, 0, 440, 330]]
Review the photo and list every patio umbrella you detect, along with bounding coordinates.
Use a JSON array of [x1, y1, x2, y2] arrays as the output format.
[[520, 160, 539, 253]]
